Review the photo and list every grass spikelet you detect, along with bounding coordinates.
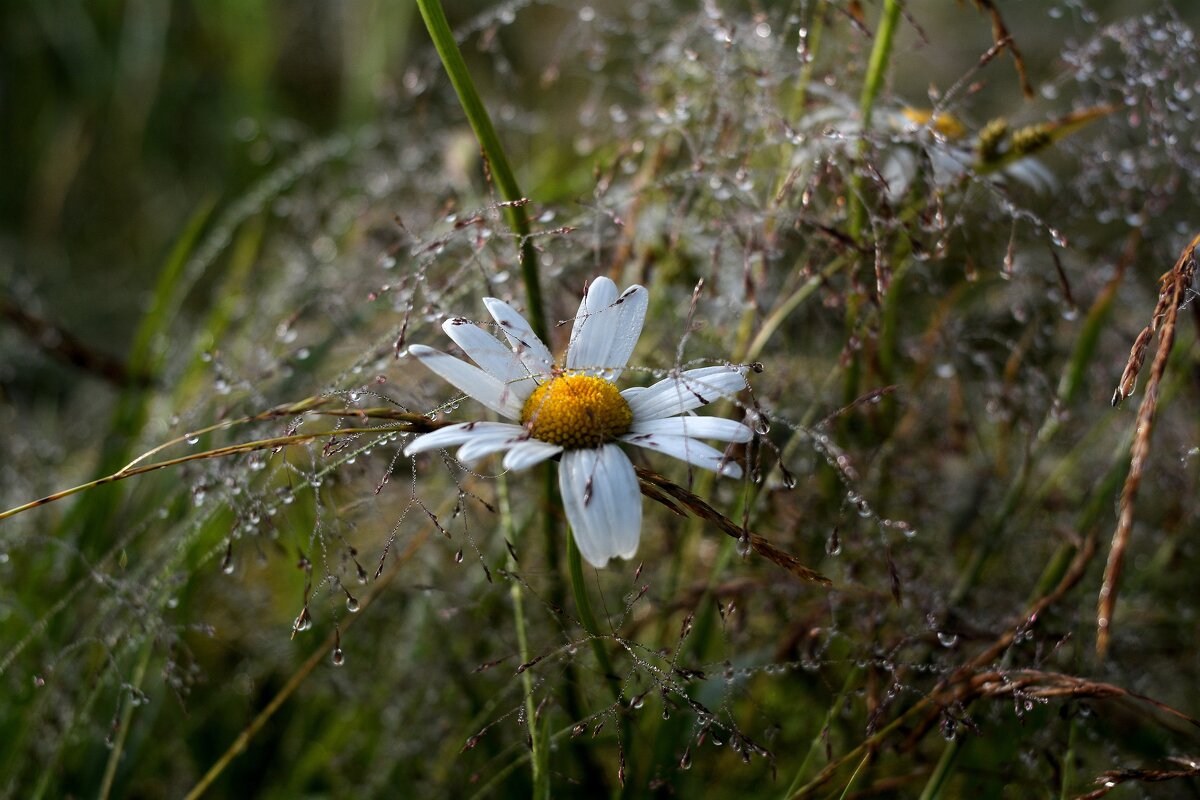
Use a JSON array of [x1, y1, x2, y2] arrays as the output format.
[[1098, 233, 1200, 657]]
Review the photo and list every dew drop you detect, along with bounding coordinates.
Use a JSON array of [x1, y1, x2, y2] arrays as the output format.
[[780, 466, 797, 490], [736, 534, 752, 558], [331, 647, 345, 666], [940, 718, 956, 740], [346, 596, 360, 613]]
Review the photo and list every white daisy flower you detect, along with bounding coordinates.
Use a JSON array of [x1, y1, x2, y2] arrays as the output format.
[[402, 277, 752, 568]]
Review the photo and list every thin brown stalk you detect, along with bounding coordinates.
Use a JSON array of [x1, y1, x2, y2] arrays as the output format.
[[1071, 762, 1200, 800], [791, 530, 1097, 798], [901, 531, 1099, 749], [635, 467, 832, 585], [1099, 233, 1199, 658], [964, 0, 1034, 98]]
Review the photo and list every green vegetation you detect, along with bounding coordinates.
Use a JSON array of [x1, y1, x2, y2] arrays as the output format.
[[2, 2, 1200, 798]]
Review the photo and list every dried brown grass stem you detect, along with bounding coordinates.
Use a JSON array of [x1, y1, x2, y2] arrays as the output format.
[[1099, 233, 1199, 658], [635, 467, 832, 585]]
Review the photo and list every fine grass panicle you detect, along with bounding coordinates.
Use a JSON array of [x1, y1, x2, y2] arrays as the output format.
[[1, 2, 1200, 799]]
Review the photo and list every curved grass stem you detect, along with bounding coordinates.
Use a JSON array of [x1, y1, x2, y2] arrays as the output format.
[[414, 0, 547, 342], [0, 417, 433, 522]]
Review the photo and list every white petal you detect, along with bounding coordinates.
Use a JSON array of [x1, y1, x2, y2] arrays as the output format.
[[629, 416, 753, 442], [566, 280, 648, 378], [482, 298, 554, 379], [620, 433, 743, 478], [626, 366, 748, 421], [456, 429, 528, 464], [619, 386, 646, 402], [502, 440, 563, 471], [559, 446, 642, 568], [565, 278, 617, 369], [403, 421, 525, 456], [408, 345, 524, 419], [441, 318, 537, 401]]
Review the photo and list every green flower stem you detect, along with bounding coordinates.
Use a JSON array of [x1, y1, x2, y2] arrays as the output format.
[[567, 532, 622, 703], [414, 0, 547, 342], [567, 531, 637, 790], [497, 475, 549, 799], [858, 0, 901, 134], [843, 0, 901, 414], [848, 0, 902, 241]]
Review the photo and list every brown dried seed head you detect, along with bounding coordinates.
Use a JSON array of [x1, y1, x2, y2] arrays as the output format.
[[1113, 326, 1154, 407]]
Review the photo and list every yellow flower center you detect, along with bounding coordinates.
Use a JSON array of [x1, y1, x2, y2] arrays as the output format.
[[520, 373, 633, 449]]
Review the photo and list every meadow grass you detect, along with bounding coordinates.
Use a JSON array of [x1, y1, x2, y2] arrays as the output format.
[[2, 2, 1200, 798]]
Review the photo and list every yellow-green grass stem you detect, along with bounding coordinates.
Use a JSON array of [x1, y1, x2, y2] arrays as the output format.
[[848, 0, 902, 242], [498, 474, 550, 798]]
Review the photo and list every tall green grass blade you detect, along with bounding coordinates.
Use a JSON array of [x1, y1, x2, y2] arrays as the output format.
[[414, 0, 546, 342]]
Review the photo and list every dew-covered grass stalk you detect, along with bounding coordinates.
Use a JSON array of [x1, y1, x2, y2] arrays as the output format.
[[497, 474, 549, 798]]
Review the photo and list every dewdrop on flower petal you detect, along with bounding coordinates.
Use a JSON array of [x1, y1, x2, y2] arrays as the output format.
[[403, 276, 753, 568]]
